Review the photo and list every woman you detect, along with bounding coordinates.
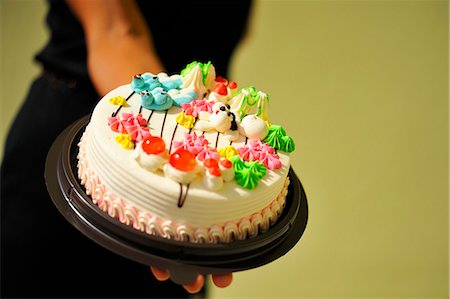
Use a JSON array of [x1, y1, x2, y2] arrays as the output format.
[[1, 0, 252, 297]]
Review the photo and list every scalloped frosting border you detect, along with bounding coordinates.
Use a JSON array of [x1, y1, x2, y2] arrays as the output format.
[[77, 133, 290, 244]]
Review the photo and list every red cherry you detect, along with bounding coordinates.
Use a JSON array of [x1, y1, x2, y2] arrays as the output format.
[[213, 83, 228, 96], [208, 166, 221, 177], [228, 81, 237, 89], [204, 158, 218, 169], [169, 149, 196, 172], [142, 136, 166, 155], [220, 159, 232, 168], [215, 76, 227, 83]]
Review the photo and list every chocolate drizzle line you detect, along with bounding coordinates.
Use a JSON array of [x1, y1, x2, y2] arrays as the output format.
[[112, 91, 135, 117], [188, 118, 198, 134], [147, 110, 155, 123], [214, 132, 220, 148], [177, 183, 190, 208], [160, 109, 168, 137], [169, 123, 178, 153]]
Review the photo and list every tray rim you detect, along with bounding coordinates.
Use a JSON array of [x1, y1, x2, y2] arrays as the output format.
[[45, 116, 309, 284]]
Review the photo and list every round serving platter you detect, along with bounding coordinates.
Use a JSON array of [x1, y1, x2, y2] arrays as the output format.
[[45, 116, 308, 285]]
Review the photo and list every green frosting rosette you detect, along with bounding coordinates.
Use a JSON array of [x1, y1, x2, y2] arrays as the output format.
[[282, 135, 296, 152], [231, 155, 246, 172], [264, 125, 296, 153], [230, 156, 267, 189]]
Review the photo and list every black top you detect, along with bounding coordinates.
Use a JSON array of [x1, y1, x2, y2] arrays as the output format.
[[36, 0, 252, 79]]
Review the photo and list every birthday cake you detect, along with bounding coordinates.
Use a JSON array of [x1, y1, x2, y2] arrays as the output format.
[[77, 61, 296, 244]]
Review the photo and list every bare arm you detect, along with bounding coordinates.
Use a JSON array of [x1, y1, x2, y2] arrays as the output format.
[[66, 0, 165, 95]]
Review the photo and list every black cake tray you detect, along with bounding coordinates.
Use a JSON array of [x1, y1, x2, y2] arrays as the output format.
[[45, 116, 308, 285]]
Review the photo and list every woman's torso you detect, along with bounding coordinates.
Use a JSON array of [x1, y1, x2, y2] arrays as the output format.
[[35, 0, 252, 79]]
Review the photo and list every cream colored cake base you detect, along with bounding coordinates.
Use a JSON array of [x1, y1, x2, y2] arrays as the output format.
[[78, 132, 290, 243], [77, 84, 292, 243]]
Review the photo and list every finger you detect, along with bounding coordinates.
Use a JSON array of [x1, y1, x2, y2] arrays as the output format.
[[211, 273, 233, 288], [150, 266, 170, 281], [183, 274, 205, 294]]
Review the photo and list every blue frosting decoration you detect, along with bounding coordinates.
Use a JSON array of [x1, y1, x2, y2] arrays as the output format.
[[141, 87, 173, 111], [131, 74, 147, 93], [131, 73, 162, 93], [170, 89, 197, 107], [143, 73, 163, 90], [133, 72, 194, 110], [161, 77, 183, 91], [140, 90, 154, 107]]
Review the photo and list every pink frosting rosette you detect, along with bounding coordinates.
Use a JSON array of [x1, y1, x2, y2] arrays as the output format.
[[108, 116, 126, 133], [258, 152, 282, 170], [181, 99, 214, 118], [108, 112, 148, 134], [125, 125, 151, 142], [122, 113, 147, 127], [172, 132, 209, 155], [237, 140, 281, 170], [237, 145, 259, 161], [196, 145, 220, 162]]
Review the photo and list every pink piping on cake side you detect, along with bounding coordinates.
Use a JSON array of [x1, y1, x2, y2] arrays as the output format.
[[77, 133, 290, 244]]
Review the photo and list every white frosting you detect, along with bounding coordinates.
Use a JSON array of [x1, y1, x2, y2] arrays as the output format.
[[181, 65, 207, 100], [167, 88, 196, 101], [204, 64, 216, 92], [163, 163, 200, 184], [219, 161, 234, 182], [158, 72, 181, 83], [208, 92, 228, 104], [202, 171, 224, 191], [79, 84, 290, 232], [239, 114, 269, 140], [208, 83, 238, 103], [133, 142, 167, 172], [209, 102, 233, 132], [195, 102, 239, 141]]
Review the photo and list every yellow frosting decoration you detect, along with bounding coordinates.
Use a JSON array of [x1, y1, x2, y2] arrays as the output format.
[[109, 96, 127, 106], [115, 134, 134, 149], [219, 146, 239, 160], [176, 112, 196, 129]]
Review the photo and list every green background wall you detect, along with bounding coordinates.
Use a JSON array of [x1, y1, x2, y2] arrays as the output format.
[[1, 1, 448, 298]]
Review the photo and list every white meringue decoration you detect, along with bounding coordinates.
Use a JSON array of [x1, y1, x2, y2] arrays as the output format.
[[239, 114, 269, 141], [203, 171, 224, 191], [158, 73, 182, 84], [219, 161, 234, 182], [208, 86, 237, 104], [208, 92, 229, 104], [167, 88, 196, 106], [195, 102, 234, 133], [181, 65, 207, 100], [163, 163, 200, 184], [133, 142, 167, 172], [204, 64, 217, 92]]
